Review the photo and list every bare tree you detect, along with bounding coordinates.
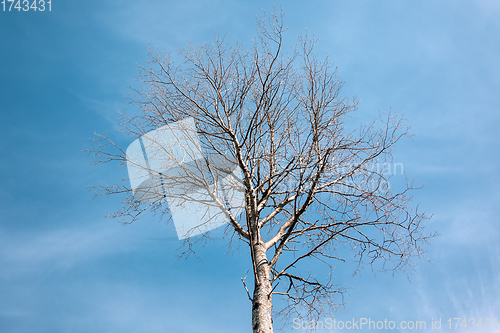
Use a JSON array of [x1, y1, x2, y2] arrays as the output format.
[[89, 9, 434, 333]]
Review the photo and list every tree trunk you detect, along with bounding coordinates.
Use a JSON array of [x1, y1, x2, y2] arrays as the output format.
[[252, 243, 273, 333]]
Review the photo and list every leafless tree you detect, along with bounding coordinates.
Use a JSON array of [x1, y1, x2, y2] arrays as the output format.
[[89, 9, 434, 333]]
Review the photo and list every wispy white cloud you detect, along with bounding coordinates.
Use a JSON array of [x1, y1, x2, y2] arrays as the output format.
[[67, 87, 125, 125], [0, 221, 138, 278], [435, 195, 500, 247], [476, 0, 500, 17], [412, 245, 500, 332], [93, 0, 249, 50], [65, 283, 192, 333]]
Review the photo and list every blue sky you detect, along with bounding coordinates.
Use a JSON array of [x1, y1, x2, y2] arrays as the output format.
[[1, 1, 499, 332]]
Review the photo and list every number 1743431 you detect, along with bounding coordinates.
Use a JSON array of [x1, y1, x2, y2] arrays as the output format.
[[2, 0, 51, 11]]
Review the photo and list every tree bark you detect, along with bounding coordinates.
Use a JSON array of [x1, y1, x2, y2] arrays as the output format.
[[252, 243, 273, 333]]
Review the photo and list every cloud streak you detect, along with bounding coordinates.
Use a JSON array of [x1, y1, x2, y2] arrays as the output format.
[[0, 221, 137, 278]]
